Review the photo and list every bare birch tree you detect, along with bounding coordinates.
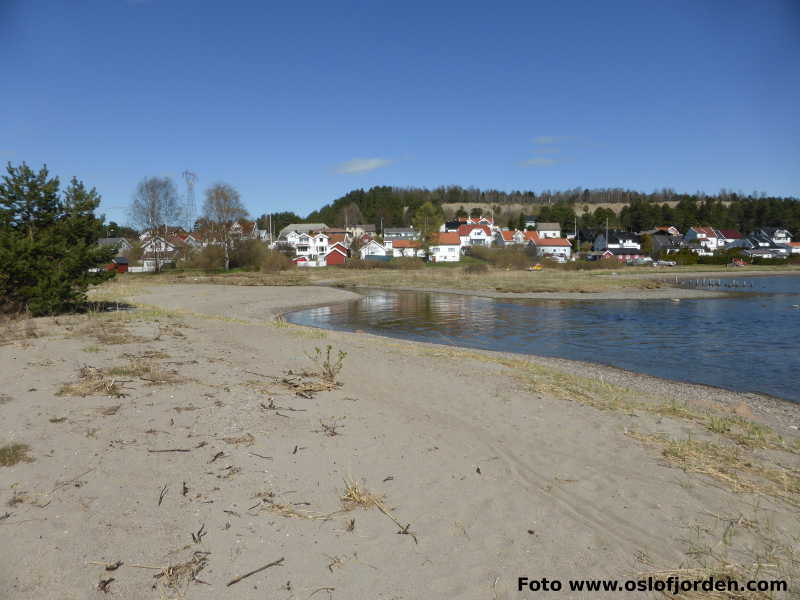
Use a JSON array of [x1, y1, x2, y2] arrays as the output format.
[[203, 182, 247, 270], [129, 176, 181, 271]]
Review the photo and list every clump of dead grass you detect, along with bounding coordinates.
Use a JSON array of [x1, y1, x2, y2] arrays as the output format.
[[639, 507, 799, 599], [106, 360, 182, 385], [341, 478, 418, 542], [627, 432, 800, 508], [222, 433, 254, 446], [250, 492, 334, 521], [153, 551, 210, 599], [341, 478, 383, 510], [71, 313, 144, 345], [57, 366, 126, 398], [0, 313, 39, 346], [0, 443, 34, 467]]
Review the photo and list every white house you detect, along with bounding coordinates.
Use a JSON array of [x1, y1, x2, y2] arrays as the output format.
[[278, 223, 328, 238], [752, 228, 792, 246], [685, 227, 725, 252], [458, 224, 493, 249], [494, 230, 526, 247], [391, 240, 425, 258], [359, 240, 389, 259], [428, 233, 461, 262], [526, 232, 572, 260], [536, 222, 561, 238]]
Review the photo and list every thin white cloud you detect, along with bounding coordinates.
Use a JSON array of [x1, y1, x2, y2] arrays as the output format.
[[532, 147, 561, 155], [522, 157, 558, 167], [533, 136, 573, 145], [335, 157, 393, 174]]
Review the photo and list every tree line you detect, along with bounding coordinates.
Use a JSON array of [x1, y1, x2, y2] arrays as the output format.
[[263, 186, 799, 236]]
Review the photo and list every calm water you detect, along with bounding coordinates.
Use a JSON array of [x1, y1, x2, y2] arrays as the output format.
[[287, 276, 800, 402]]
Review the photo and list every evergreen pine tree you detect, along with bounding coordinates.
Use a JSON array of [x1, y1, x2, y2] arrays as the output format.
[[0, 163, 116, 315]]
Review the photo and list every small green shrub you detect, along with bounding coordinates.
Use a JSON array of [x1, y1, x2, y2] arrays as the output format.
[[308, 345, 347, 384]]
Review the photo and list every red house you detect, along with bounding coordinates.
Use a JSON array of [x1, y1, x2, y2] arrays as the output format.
[[105, 257, 129, 273], [324, 243, 348, 266]]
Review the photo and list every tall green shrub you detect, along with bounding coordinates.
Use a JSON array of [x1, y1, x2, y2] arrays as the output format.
[[0, 163, 116, 315]]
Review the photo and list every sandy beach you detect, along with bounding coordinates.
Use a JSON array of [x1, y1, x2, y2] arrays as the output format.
[[1, 282, 798, 599]]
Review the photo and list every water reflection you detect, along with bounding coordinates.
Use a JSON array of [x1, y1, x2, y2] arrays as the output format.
[[287, 276, 800, 402]]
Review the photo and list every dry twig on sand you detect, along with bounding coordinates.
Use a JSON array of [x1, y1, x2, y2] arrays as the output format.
[[341, 478, 418, 543], [226, 557, 284, 586]]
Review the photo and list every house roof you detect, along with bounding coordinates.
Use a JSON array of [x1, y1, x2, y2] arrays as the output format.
[[279, 223, 328, 236], [328, 233, 347, 245], [467, 216, 493, 224], [523, 230, 540, 242], [432, 232, 461, 245], [536, 222, 560, 231], [606, 231, 642, 244], [690, 226, 718, 238], [760, 227, 791, 236], [457, 224, 491, 236], [392, 240, 422, 248], [498, 230, 515, 241], [532, 237, 571, 247], [326, 244, 348, 256], [98, 237, 131, 247], [719, 229, 743, 239], [605, 248, 642, 255]]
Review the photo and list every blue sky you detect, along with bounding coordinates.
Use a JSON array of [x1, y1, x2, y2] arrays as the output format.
[[2, 0, 799, 224]]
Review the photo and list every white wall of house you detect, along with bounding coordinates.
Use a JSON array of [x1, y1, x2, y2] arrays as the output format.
[[460, 228, 492, 247], [359, 240, 388, 258], [391, 246, 425, 258], [537, 227, 561, 238], [533, 244, 572, 259], [429, 244, 460, 262]]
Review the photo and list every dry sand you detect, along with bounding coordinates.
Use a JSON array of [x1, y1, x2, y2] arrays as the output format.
[[1, 283, 798, 599]]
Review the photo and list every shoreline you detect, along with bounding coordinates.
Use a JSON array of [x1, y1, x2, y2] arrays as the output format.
[[132, 281, 798, 415], [128, 282, 800, 421], [335, 283, 732, 301], [282, 289, 800, 424], [3, 281, 799, 599]]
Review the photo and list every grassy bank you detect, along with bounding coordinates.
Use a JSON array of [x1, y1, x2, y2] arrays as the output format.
[[99, 261, 800, 296]]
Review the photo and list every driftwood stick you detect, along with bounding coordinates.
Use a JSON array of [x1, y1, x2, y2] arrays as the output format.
[[147, 448, 191, 453], [226, 557, 285, 586]]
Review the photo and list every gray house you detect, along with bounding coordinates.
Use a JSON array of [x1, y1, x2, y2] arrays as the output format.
[[98, 237, 133, 253], [383, 227, 419, 241]]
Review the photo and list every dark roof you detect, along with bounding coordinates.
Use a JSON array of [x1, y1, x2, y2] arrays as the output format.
[[759, 227, 791, 236], [605, 248, 643, 255], [98, 237, 130, 247], [111, 257, 129, 264], [606, 231, 641, 244]]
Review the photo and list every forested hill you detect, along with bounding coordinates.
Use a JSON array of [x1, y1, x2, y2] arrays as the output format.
[[256, 186, 800, 236]]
